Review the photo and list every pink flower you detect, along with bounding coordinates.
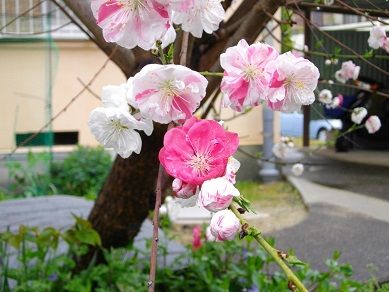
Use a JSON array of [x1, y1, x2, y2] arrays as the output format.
[[159, 117, 239, 186], [368, 26, 387, 49], [210, 210, 240, 241], [172, 178, 197, 199], [172, 0, 225, 38], [197, 177, 240, 212], [220, 39, 279, 112], [327, 94, 343, 109], [335, 61, 360, 83], [365, 115, 381, 134], [129, 64, 208, 124], [91, 0, 171, 50], [267, 52, 320, 112], [192, 225, 202, 250]]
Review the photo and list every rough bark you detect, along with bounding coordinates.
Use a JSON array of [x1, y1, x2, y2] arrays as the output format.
[[61, 0, 284, 261]]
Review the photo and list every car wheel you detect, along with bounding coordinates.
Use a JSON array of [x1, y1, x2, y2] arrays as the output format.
[[317, 129, 328, 142]]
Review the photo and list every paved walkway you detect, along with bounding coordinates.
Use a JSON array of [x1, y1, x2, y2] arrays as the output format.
[[266, 173, 389, 282], [317, 149, 389, 168]]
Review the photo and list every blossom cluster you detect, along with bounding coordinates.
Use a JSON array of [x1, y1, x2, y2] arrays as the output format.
[[220, 40, 320, 112], [318, 89, 343, 109], [351, 107, 381, 134], [91, 0, 225, 50], [159, 116, 242, 241], [317, 90, 381, 134]]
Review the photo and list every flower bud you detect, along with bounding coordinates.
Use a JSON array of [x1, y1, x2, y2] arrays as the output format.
[[351, 107, 367, 124], [210, 210, 240, 241], [172, 178, 197, 199], [365, 115, 381, 134], [197, 178, 240, 212], [291, 163, 304, 176]]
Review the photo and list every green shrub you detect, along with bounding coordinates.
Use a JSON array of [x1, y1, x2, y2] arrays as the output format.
[[51, 146, 112, 198], [1, 223, 388, 292], [7, 151, 57, 198]]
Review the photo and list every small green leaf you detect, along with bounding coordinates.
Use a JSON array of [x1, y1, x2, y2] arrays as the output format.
[[285, 255, 307, 266]]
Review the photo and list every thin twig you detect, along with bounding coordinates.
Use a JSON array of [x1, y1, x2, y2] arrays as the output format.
[[0, 21, 71, 36], [77, 78, 101, 100], [148, 164, 165, 292], [179, 31, 189, 65]]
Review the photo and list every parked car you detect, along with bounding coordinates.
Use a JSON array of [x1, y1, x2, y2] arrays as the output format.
[[280, 112, 342, 141]]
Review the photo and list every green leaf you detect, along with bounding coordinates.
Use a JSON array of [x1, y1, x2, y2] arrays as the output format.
[[285, 255, 307, 267]]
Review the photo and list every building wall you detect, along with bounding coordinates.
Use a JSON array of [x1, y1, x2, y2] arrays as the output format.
[[0, 39, 280, 153], [0, 40, 125, 152]]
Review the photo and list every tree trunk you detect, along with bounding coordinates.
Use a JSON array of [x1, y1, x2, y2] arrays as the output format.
[[61, 0, 284, 261]]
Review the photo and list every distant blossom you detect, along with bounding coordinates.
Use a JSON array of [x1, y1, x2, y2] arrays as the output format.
[[351, 107, 368, 124], [365, 115, 381, 134]]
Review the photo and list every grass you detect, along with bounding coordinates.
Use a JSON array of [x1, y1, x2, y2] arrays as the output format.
[[235, 180, 305, 209]]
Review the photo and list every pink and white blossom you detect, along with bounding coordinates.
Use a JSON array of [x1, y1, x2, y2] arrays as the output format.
[[206, 226, 216, 241], [291, 163, 304, 176], [88, 107, 153, 158], [351, 107, 368, 124], [197, 177, 240, 212], [365, 115, 381, 134], [318, 89, 333, 105], [327, 94, 343, 109], [172, 0, 225, 38], [223, 157, 240, 184], [220, 39, 279, 112], [267, 52, 320, 112], [172, 178, 197, 199], [159, 117, 239, 186], [368, 26, 387, 49], [210, 210, 240, 241], [91, 0, 171, 50], [129, 64, 208, 123], [335, 61, 360, 84]]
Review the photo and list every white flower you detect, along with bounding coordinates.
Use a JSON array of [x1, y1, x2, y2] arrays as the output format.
[[318, 89, 333, 104], [197, 177, 240, 212], [272, 142, 290, 159], [88, 107, 153, 158], [325, 59, 332, 66], [365, 115, 381, 134], [291, 163, 304, 176], [172, 0, 225, 38], [153, 24, 177, 49], [368, 26, 387, 49], [324, 0, 334, 5], [351, 107, 368, 124], [101, 84, 129, 111]]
